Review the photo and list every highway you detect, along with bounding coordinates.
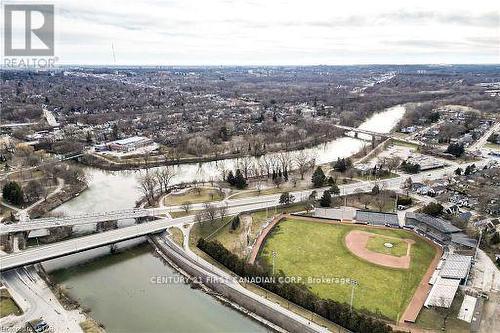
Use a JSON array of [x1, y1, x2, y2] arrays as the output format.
[[0, 207, 172, 235]]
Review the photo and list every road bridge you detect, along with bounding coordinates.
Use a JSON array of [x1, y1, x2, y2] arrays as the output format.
[[0, 208, 171, 235], [0, 200, 279, 271]]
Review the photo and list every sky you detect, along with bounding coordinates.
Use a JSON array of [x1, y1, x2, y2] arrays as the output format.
[[4, 0, 500, 65]]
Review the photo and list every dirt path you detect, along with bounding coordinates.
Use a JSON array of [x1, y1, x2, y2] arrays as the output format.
[[344, 230, 414, 269], [247, 214, 284, 265], [400, 238, 442, 323]]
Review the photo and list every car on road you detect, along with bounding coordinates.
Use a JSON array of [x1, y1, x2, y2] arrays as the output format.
[[28, 319, 49, 332]]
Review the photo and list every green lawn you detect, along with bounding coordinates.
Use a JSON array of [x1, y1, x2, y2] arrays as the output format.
[[366, 235, 409, 257], [258, 218, 436, 321], [0, 289, 22, 318], [164, 188, 223, 206]]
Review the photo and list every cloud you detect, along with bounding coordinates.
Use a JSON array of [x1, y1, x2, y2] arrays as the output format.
[[38, 0, 500, 65]]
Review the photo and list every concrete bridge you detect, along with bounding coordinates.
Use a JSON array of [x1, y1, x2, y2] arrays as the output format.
[[0, 208, 171, 235], [333, 124, 391, 147], [0, 201, 278, 271]]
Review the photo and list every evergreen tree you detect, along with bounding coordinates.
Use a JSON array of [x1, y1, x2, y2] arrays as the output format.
[[319, 191, 332, 207], [329, 184, 340, 195], [226, 170, 235, 186], [2, 181, 24, 206], [311, 167, 326, 187], [234, 169, 247, 189]]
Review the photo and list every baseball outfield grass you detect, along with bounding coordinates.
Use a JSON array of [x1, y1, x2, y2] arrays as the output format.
[[258, 218, 437, 321]]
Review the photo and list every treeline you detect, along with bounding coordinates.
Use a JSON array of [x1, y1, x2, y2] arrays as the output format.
[[197, 238, 399, 333]]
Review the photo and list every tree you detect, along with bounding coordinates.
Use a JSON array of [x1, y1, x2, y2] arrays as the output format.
[[279, 192, 295, 206], [154, 167, 176, 194], [400, 160, 421, 174], [24, 180, 46, 203], [138, 172, 158, 206], [202, 203, 218, 224], [181, 201, 192, 214], [230, 215, 240, 230], [371, 184, 380, 195], [308, 190, 317, 201], [333, 158, 352, 173], [464, 164, 476, 176], [311, 166, 326, 188], [360, 194, 372, 209], [319, 191, 332, 207], [2, 181, 24, 206], [386, 156, 402, 173], [273, 176, 284, 188], [374, 194, 387, 212], [233, 169, 247, 189], [421, 202, 443, 216], [218, 203, 229, 221], [445, 143, 465, 157], [329, 184, 340, 196], [454, 167, 463, 176], [294, 151, 315, 180], [226, 170, 235, 186]]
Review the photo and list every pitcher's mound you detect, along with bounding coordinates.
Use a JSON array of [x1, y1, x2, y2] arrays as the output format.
[[344, 230, 414, 269]]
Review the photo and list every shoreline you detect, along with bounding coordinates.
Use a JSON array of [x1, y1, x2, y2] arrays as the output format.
[[148, 237, 285, 333], [80, 133, 344, 171]]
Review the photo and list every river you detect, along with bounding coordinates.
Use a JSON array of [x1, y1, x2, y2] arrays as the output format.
[[42, 105, 406, 332]]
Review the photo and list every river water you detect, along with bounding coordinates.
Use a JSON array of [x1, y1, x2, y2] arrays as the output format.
[[43, 105, 406, 333]]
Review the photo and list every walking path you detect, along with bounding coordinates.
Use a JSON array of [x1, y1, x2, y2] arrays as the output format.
[[400, 238, 443, 323]]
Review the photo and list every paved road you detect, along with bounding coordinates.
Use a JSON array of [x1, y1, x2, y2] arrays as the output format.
[[0, 207, 172, 235], [470, 121, 500, 151], [0, 266, 84, 333]]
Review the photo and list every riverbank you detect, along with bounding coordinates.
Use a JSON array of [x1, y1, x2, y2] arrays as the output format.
[[147, 236, 285, 333], [81, 131, 343, 171], [37, 265, 105, 333], [47, 243, 271, 333], [29, 181, 88, 218]]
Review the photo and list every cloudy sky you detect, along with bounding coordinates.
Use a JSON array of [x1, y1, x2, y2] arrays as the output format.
[[10, 0, 500, 65]]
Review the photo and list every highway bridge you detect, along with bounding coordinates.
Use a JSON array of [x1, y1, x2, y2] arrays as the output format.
[[333, 124, 391, 138], [0, 200, 279, 271], [0, 208, 172, 235]]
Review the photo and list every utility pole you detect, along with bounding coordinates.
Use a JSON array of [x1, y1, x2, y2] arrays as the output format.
[[271, 250, 277, 275], [349, 283, 356, 313]]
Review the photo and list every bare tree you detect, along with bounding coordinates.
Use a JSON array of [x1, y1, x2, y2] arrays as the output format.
[[138, 172, 158, 206], [386, 156, 402, 174], [203, 203, 218, 224], [294, 151, 316, 180], [155, 166, 176, 194], [218, 203, 229, 221], [360, 194, 372, 209], [278, 152, 292, 178], [181, 201, 192, 214], [374, 194, 387, 212]]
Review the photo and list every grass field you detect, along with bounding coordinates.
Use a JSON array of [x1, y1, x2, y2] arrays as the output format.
[[366, 235, 408, 257], [0, 289, 22, 318], [258, 218, 436, 321], [164, 188, 223, 206]]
